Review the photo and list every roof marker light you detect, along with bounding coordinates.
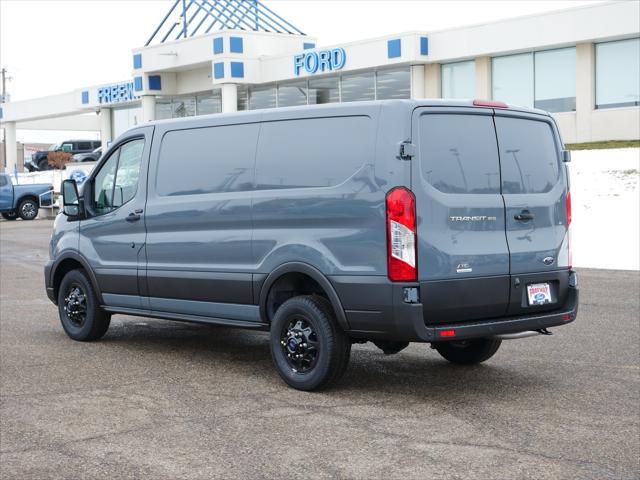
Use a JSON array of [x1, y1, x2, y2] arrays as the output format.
[[473, 99, 508, 108]]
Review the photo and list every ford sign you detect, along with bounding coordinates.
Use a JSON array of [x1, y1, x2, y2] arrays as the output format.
[[293, 48, 346, 76]]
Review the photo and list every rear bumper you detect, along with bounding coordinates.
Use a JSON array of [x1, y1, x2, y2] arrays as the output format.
[[330, 271, 578, 342]]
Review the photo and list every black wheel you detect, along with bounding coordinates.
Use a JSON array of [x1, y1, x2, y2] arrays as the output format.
[[17, 199, 38, 220], [433, 338, 501, 365], [1, 211, 18, 220], [270, 295, 351, 391], [57, 269, 111, 341]]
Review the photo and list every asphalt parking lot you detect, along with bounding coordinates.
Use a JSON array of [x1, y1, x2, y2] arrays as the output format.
[[0, 219, 638, 480]]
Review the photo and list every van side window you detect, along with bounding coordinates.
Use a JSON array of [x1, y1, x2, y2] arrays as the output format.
[[419, 114, 501, 194], [255, 116, 371, 190], [156, 124, 258, 196], [495, 117, 560, 194], [0, 175, 7, 187], [92, 138, 144, 215]]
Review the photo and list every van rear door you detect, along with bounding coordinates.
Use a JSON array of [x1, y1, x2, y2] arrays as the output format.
[[494, 111, 571, 315], [412, 107, 510, 324]]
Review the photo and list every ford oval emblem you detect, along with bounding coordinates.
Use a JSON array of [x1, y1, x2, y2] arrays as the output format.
[[543, 256, 555, 265]]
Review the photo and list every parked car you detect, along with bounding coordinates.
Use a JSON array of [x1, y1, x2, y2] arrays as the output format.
[[0, 173, 53, 220], [72, 146, 103, 163], [26, 140, 101, 171], [46, 99, 578, 391]]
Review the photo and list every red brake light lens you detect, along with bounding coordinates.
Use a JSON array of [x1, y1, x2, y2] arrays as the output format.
[[439, 329, 456, 338], [566, 191, 572, 227], [473, 99, 508, 108], [386, 187, 417, 282]]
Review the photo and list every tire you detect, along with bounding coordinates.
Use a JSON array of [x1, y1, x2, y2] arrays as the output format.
[[270, 295, 351, 391], [433, 338, 501, 365], [17, 198, 39, 220], [57, 269, 111, 341], [1, 211, 18, 220]]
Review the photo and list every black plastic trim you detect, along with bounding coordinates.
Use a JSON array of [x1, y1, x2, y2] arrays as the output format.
[[102, 306, 269, 330], [47, 251, 104, 305], [258, 262, 349, 330], [146, 269, 253, 304]]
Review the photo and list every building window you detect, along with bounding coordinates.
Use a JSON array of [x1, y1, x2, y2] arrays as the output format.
[[492, 53, 534, 108], [441, 60, 475, 99], [376, 68, 410, 100], [155, 92, 221, 119], [171, 96, 196, 118], [341, 71, 375, 102], [492, 48, 576, 112], [309, 76, 339, 104], [249, 84, 276, 110], [277, 80, 308, 107], [196, 90, 222, 116], [595, 38, 640, 109], [237, 86, 248, 111], [534, 48, 576, 112]]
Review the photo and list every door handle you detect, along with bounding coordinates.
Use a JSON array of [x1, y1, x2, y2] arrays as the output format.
[[514, 210, 535, 221], [126, 210, 142, 222]]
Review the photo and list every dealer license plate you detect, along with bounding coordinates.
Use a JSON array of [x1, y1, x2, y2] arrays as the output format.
[[527, 283, 552, 306]]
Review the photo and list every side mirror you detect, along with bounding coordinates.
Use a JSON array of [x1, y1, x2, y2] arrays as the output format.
[[562, 150, 571, 163], [62, 179, 82, 217]]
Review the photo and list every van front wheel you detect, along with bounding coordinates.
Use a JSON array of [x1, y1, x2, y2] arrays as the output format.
[[270, 295, 351, 391], [57, 269, 111, 341], [433, 338, 501, 365]]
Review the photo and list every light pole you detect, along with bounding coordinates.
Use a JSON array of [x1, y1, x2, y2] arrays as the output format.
[[1, 68, 12, 170]]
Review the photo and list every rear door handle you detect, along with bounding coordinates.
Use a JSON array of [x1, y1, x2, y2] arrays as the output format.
[[126, 209, 143, 222], [514, 210, 535, 221]]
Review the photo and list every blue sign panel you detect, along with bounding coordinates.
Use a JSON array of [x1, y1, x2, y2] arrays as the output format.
[[97, 82, 139, 105], [293, 48, 346, 76]]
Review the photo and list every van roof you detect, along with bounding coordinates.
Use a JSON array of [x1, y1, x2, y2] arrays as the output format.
[[143, 99, 551, 130]]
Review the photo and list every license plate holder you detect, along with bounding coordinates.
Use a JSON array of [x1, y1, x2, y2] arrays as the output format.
[[527, 283, 553, 306]]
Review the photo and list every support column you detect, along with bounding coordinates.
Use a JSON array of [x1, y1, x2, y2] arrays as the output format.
[[475, 56, 492, 100], [141, 95, 156, 123], [222, 84, 238, 113], [4, 121, 16, 174], [575, 43, 594, 143], [99, 107, 112, 149], [410, 65, 425, 99], [424, 64, 441, 98]]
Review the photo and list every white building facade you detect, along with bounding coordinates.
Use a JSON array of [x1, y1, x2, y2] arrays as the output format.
[[1, 0, 639, 173]]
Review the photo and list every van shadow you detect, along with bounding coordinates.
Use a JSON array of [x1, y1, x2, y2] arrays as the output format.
[[100, 318, 553, 402]]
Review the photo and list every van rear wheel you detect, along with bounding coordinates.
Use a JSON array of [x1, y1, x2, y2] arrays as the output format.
[[270, 295, 351, 391], [57, 269, 111, 341], [433, 338, 501, 365]]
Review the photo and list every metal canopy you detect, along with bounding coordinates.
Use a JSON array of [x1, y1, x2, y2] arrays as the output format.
[[146, 0, 306, 46]]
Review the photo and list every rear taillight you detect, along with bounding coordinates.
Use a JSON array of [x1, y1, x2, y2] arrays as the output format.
[[386, 187, 417, 282], [566, 191, 572, 269]]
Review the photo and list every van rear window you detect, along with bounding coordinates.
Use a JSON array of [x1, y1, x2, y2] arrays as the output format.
[[419, 114, 501, 194], [495, 117, 560, 194]]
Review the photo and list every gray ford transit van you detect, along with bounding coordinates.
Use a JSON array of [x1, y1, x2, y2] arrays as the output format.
[[46, 100, 578, 391]]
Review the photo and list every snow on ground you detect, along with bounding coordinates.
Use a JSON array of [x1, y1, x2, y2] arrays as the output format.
[[570, 148, 640, 270]]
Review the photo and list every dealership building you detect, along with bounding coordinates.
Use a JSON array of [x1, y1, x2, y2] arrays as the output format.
[[1, 0, 639, 173]]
